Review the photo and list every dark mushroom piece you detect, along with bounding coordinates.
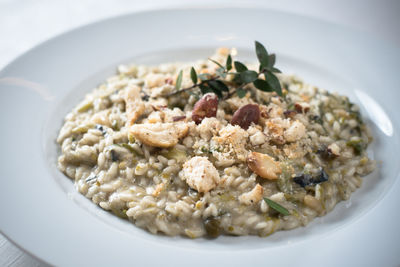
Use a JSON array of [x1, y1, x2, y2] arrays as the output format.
[[293, 168, 329, 187]]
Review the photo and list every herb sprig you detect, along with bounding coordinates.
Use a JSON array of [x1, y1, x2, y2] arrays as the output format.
[[264, 198, 290, 216], [168, 41, 282, 99]]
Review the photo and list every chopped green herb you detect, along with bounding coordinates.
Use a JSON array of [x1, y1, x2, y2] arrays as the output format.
[[204, 216, 221, 238], [264, 198, 290, 216], [161, 147, 187, 163], [346, 139, 364, 155]]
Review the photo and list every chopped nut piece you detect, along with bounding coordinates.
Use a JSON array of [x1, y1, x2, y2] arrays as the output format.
[[249, 131, 265, 146], [129, 122, 189, 148], [172, 115, 186, 122], [239, 184, 264, 205], [192, 93, 218, 124], [283, 110, 297, 119], [182, 156, 220, 193], [284, 120, 306, 142], [125, 85, 145, 126], [164, 77, 173, 85], [247, 152, 282, 180], [265, 119, 286, 145], [231, 104, 260, 130], [294, 102, 310, 113], [328, 143, 340, 156], [214, 125, 249, 161]]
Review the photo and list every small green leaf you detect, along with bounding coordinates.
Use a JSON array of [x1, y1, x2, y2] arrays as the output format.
[[236, 87, 247, 98], [264, 198, 290, 216], [190, 67, 197, 84], [208, 84, 223, 98], [253, 79, 273, 92], [271, 67, 281, 73], [226, 55, 232, 71], [255, 41, 269, 68], [239, 70, 258, 83], [216, 80, 229, 91], [175, 70, 183, 90], [234, 61, 248, 72], [209, 80, 229, 92], [264, 70, 282, 96], [268, 54, 276, 68], [199, 84, 213, 95], [208, 58, 224, 69], [216, 67, 227, 78]]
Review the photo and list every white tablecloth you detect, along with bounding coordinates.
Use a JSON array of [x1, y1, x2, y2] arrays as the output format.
[[0, 0, 399, 266]]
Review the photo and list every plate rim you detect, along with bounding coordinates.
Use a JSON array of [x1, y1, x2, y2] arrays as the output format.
[[1, 6, 400, 266]]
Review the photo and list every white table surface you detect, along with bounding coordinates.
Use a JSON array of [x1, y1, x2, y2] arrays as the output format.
[[0, 0, 399, 266]]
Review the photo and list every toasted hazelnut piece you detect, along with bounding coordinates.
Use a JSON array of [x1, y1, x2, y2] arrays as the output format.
[[239, 184, 264, 205], [125, 85, 145, 126], [172, 115, 186, 122], [231, 104, 260, 130], [192, 93, 218, 124], [182, 156, 220, 193], [247, 152, 282, 180], [129, 122, 188, 148], [294, 102, 310, 113], [283, 110, 297, 119], [304, 195, 323, 213]]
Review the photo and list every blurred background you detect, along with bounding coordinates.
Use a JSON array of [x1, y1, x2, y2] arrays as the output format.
[[0, 0, 399, 266]]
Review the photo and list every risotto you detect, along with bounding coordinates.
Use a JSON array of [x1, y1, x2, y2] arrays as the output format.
[[57, 47, 375, 238]]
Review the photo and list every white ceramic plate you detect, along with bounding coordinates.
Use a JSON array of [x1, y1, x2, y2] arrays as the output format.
[[1, 7, 399, 266]]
